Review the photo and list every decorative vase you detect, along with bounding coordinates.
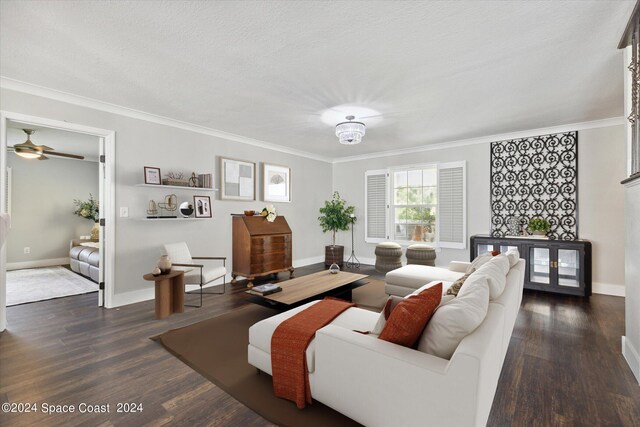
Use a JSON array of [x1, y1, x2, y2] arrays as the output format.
[[329, 262, 340, 274], [532, 230, 546, 236], [158, 255, 172, 274], [151, 267, 162, 276], [91, 222, 100, 240]]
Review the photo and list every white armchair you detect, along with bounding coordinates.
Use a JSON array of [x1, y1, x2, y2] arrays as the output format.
[[163, 242, 227, 308]]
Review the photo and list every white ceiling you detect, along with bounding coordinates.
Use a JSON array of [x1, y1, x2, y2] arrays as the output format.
[[6, 122, 99, 162], [0, 1, 635, 159]]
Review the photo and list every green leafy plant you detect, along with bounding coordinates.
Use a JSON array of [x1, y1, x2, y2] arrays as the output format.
[[318, 191, 355, 246], [73, 194, 99, 222], [528, 217, 550, 232]]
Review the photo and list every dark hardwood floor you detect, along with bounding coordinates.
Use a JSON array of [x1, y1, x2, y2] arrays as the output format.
[[1, 263, 638, 426]]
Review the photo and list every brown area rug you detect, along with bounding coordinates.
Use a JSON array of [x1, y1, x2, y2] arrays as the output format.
[[152, 280, 387, 427]]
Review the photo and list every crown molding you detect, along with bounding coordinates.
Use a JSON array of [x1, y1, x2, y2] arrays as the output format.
[[0, 77, 333, 164], [332, 116, 626, 164], [2, 77, 625, 166]]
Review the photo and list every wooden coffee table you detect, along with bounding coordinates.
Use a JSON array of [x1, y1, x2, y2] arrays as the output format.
[[246, 270, 369, 309]]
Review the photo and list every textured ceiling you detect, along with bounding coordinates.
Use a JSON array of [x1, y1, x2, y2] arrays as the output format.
[[0, 1, 635, 159]]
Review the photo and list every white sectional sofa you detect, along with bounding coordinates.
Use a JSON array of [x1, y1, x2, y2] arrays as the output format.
[[248, 256, 525, 427]]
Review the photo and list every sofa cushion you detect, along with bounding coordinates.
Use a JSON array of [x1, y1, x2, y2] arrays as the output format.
[[473, 258, 508, 300], [371, 295, 404, 335], [248, 301, 377, 373], [446, 269, 475, 296], [505, 248, 520, 268], [379, 283, 442, 348], [418, 276, 490, 359], [386, 265, 464, 292], [466, 250, 499, 273]]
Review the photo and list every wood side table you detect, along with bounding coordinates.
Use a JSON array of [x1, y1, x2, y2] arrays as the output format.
[[143, 270, 185, 319]]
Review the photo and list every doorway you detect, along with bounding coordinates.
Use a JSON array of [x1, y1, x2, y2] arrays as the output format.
[[0, 112, 115, 331]]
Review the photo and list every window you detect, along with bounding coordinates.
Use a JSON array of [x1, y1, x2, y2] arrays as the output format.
[[391, 166, 437, 243], [365, 161, 466, 248]]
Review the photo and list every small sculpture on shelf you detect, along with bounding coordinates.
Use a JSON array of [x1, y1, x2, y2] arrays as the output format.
[[188, 172, 198, 188], [147, 200, 158, 218], [158, 194, 178, 218]]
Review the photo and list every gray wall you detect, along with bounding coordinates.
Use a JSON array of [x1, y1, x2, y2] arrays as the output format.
[[7, 155, 99, 264], [333, 125, 627, 295], [1, 88, 333, 304]]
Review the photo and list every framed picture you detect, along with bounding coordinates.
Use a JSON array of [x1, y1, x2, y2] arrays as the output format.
[[144, 167, 161, 185], [220, 157, 255, 200], [263, 163, 291, 202], [193, 195, 212, 218]]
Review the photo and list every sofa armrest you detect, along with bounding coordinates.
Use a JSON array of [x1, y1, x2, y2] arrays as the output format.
[[313, 325, 479, 427], [448, 261, 471, 273]]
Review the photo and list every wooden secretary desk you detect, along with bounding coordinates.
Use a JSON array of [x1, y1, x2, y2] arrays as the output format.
[[231, 215, 294, 287]]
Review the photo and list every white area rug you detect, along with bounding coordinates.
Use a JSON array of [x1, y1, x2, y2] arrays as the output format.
[[7, 266, 98, 306]]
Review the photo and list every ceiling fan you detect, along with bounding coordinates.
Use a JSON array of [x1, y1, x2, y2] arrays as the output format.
[[7, 129, 84, 160]]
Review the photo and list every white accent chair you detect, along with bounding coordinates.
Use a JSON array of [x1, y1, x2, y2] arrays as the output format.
[[163, 242, 227, 308]]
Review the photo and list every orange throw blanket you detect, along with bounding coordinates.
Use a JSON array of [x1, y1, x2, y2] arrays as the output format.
[[271, 298, 355, 408]]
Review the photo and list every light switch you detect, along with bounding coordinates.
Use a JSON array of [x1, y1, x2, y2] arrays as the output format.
[[120, 207, 129, 218]]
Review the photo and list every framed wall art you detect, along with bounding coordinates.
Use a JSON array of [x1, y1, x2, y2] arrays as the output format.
[[220, 157, 255, 201], [263, 163, 291, 203], [144, 166, 161, 185], [193, 195, 212, 218]]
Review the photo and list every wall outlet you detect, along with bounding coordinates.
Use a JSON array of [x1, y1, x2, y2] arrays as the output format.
[[23, 247, 30, 254], [120, 207, 129, 218]]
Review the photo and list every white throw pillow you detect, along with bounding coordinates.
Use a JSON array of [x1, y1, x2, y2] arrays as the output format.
[[505, 248, 520, 268], [418, 276, 490, 359], [489, 254, 510, 276], [473, 260, 507, 300], [467, 252, 494, 273]]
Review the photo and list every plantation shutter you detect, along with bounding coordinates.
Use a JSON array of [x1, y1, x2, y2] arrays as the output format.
[[365, 170, 388, 242], [438, 162, 466, 248]]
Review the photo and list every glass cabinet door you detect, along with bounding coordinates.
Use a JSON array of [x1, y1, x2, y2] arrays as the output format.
[[500, 245, 518, 253], [529, 247, 551, 284], [476, 244, 493, 256], [558, 249, 580, 288]]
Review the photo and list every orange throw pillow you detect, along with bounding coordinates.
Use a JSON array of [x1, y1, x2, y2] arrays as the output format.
[[378, 283, 443, 348]]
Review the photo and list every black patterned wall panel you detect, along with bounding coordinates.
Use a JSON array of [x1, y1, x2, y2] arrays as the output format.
[[490, 132, 578, 240]]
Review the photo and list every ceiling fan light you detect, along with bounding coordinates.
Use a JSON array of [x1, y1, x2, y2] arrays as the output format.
[[15, 148, 42, 159], [335, 120, 365, 145]]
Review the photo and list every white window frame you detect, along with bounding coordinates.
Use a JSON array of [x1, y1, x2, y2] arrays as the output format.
[[388, 163, 438, 246], [364, 161, 466, 249]]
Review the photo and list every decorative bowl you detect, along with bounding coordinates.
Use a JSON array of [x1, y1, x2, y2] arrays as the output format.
[[244, 210, 255, 216]]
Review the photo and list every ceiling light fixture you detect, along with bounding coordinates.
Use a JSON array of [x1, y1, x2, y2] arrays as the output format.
[[14, 129, 44, 159], [335, 115, 365, 145]]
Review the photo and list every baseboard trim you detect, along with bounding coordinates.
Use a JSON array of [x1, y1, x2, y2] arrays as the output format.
[[592, 282, 625, 297], [293, 256, 324, 268], [622, 336, 640, 384], [111, 256, 326, 308], [7, 257, 70, 271]]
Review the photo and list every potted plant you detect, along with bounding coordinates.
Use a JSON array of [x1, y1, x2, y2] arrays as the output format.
[[73, 194, 100, 239], [528, 217, 550, 236], [318, 191, 355, 267]]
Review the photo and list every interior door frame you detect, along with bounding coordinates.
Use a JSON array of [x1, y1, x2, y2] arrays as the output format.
[[0, 111, 116, 331]]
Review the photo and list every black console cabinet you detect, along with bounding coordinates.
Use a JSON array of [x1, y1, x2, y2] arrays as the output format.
[[470, 235, 592, 297]]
